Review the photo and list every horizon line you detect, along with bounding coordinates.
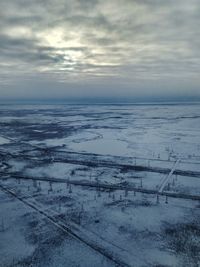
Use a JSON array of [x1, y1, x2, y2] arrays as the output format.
[[0, 99, 200, 106]]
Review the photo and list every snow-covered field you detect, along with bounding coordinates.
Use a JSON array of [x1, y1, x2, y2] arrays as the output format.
[[0, 136, 10, 145], [0, 103, 200, 267]]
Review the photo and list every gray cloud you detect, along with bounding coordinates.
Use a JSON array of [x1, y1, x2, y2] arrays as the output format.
[[0, 0, 200, 100]]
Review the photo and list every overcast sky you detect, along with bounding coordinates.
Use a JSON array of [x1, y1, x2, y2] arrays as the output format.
[[0, 0, 200, 102]]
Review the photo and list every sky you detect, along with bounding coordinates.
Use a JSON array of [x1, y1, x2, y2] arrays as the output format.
[[0, 0, 200, 102]]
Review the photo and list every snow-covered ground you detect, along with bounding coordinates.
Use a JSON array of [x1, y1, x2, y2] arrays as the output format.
[[0, 103, 200, 267], [0, 136, 10, 145]]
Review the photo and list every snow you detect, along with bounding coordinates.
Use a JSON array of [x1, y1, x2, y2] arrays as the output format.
[[0, 103, 200, 267], [70, 130, 129, 156], [0, 136, 10, 145], [0, 190, 35, 267]]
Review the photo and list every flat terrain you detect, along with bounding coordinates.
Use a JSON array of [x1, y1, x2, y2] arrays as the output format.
[[0, 104, 200, 267]]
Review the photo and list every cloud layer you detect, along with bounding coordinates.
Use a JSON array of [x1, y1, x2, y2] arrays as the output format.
[[0, 0, 200, 100]]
